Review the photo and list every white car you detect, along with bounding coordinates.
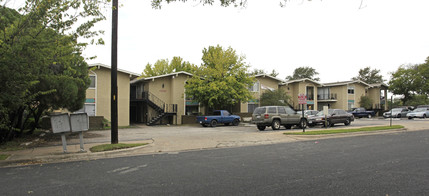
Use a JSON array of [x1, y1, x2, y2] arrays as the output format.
[[406, 108, 429, 119]]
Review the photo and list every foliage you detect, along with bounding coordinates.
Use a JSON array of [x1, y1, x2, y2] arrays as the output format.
[[406, 94, 429, 107], [283, 125, 404, 135], [141, 56, 197, 77], [359, 95, 373, 109], [352, 67, 384, 84], [0, 1, 106, 143], [185, 45, 254, 109], [151, 0, 248, 9], [260, 89, 290, 106], [249, 68, 279, 77], [388, 60, 428, 105], [286, 66, 320, 81], [90, 143, 148, 152]]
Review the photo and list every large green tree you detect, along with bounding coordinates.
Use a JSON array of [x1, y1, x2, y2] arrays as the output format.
[[286, 66, 320, 81], [249, 68, 279, 77], [352, 67, 384, 84], [260, 89, 290, 107], [388, 61, 429, 105], [0, 1, 106, 142], [141, 56, 197, 77], [185, 45, 254, 109]]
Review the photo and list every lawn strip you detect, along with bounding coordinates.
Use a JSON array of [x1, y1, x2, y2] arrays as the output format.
[[90, 143, 148, 152]]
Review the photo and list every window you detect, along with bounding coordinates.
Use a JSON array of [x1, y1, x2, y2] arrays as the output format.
[[348, 86, 354, 94], [278, 107, 286, 114], [285, 106, 295, 114], [89, 75, 96, 88], [249, 81, 259, 92], [248, 103, 258, 113], [267, 107, 276, 113]]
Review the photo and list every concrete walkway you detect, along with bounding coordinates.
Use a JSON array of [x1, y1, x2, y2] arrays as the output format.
[[0, 119, 427, 167]]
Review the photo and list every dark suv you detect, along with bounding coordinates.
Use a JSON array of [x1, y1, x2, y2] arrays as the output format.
[[252, 106, 307, 131]]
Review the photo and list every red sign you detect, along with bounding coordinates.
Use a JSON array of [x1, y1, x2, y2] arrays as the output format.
[[298, 94, 307, 104]]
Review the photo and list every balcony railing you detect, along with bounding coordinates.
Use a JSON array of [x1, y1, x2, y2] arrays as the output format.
[[317, 93, 337, 100]]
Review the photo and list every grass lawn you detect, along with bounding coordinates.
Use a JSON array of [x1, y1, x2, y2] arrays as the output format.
[[90, 143, 148, 152], [284, 125, 405, 135], [0, 154, 11, 160]]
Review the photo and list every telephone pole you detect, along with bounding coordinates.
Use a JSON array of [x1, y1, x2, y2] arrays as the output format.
[[111, 0, 118, 144]]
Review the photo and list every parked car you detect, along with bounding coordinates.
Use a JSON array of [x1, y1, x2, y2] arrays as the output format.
[[196, 110, 241, 127], [304, 110, 319, 117], [309, 109, 354, 127], [383, 108, 410, 118], [350, 108, 375, 118], [252, 106, 307, 131], [406, 108, 429, 119]]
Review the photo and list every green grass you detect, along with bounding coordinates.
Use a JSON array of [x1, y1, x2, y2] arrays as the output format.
[[0, 154, 11, 160], [89, 143, 148, 152], [284, 125, 405, 135]]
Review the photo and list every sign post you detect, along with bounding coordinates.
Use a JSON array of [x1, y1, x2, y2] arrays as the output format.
[[298, 94, 307, 132], [323, 106, 329, 128]]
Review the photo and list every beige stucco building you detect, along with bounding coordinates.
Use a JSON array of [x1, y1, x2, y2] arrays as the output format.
[[82, 63, 139, 126]]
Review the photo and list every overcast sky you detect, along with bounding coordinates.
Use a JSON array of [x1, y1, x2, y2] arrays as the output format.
[[81, 0, 429, 83]]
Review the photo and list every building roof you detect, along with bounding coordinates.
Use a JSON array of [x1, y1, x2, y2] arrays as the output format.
[[254, 74, 285, 83], [130, 71, 193, 84], [322, 80, 371, 87], [89, 63, 140, 79], [369, 83, 389, 88], [282, 78, 322, 86]]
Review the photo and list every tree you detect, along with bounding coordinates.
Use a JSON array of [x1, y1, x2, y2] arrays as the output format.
[[359, 95, 373, 109], [185, 45, 254, 109], [286, 66, 320, 81], [141, 56, 197, 77], [388, 64, 420, 105], [352, 67, 384, 84], [0, 1, 106, 142], [151, 0, 248, 9], [249, 68, 279, 77], [260, 89, 290, 106]]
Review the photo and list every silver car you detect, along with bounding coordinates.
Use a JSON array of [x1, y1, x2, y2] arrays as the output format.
[[383, 108, 409, 118], [252, 106, 307, 131]]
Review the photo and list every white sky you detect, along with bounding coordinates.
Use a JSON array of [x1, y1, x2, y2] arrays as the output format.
[[81, 0, 429, 83]]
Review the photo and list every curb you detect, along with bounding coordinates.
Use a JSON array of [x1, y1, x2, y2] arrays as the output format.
[[0, 140, 153, 168]]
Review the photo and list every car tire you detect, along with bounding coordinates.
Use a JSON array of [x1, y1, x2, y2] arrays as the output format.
[[232, 119, 240, 126], [423, 114, 427, 119], [299, 118, 307, 129], [344, 118, 351, 126], [210, 120, 217, 127], [272, 119, 281, 130], [257, 125, 266, 131], [408, 117, 413, 120], [325, 120, 333, 127], [397, 114, 401, 118]]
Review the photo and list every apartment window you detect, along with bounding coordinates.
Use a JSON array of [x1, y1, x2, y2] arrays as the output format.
[[348, 86, 354, 94], [249, 81, 259, 92], [89, 75, 96, 88]]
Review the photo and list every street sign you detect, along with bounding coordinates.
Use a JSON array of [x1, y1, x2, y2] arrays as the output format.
[[298, 94, 307, 105]]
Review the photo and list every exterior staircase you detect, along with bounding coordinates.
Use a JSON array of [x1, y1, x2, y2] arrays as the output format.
[[142, 92, 177, 126]]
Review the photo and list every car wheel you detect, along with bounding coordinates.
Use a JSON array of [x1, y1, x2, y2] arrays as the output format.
[[344, 118, 351, 126], [232, 119, 240, 126], [257, 125, 266, 131], [408, 117, 413, 120], [367, 114, 372, 118], [423, 114, 427, 119], [299, 118, 307, 129], [397, 114, 401, 118], [210, 120, 217, 127], [325, 120, 333, 127], [272, 119, 281, 130]]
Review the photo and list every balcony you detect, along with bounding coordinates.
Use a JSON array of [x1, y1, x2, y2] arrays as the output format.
[[317, 93, 337, 102]]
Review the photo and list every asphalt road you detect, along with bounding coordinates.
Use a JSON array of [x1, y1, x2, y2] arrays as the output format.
[[1, 129, 429, 195]]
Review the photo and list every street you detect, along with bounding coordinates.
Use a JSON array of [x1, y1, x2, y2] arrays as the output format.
[[1, 128, 428, 195]]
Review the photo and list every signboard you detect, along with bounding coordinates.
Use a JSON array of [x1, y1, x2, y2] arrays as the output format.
[[323, 106, 329, 115], [298, 94, 307, 105], [50, 114, 71, 134], [70, 113, 89, 132]]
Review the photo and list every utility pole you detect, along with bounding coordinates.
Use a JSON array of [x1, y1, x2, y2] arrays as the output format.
[[111, 0, 118, 144]]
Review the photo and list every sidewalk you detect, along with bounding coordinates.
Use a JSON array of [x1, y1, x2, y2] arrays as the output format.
[[0, 120, 425, 168]]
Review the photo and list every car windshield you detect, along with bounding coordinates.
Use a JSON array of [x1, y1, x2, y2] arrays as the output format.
[[392, 108, 402, 112], [316, 110, 333, 116], [413, 108, 426, 112], [253, 107, 266, 115]]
